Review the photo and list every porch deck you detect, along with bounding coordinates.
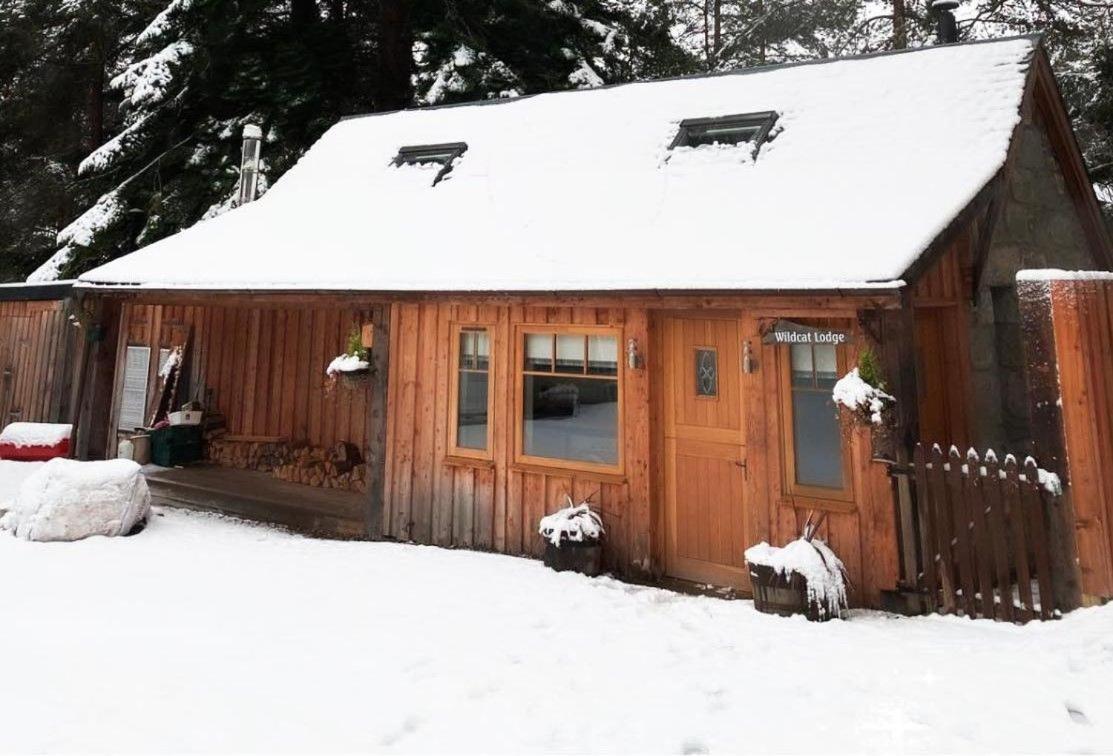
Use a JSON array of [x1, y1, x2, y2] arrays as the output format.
[[143, 463, 366, 539]]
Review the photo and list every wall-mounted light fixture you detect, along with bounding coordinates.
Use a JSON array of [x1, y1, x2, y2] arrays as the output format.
[[627, 338, 641, 370], [742, 340, 756, 374]]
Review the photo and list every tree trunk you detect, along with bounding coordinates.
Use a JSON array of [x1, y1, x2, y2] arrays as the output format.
[[376, 0, 414, 111], [892, 0, 907, 49], [712, 0, 721, 68], [291, 0, 319, 29], [84, 59, 105, 153]]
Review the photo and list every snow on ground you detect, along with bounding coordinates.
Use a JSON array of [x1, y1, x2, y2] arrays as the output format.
[[2, 505, 1112, 753]]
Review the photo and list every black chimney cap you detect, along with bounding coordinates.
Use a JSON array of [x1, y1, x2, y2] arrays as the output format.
[[932, 0, 960, 44]]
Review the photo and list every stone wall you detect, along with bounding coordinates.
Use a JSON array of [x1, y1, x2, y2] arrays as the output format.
[[970, 120, 1099, 451]]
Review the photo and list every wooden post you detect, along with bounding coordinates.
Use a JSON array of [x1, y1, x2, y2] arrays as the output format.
[[1016, 278, 1083, 611], [365, 303, 391, 539], [873, 291, 919, 463], [73, 297, 122, 461]]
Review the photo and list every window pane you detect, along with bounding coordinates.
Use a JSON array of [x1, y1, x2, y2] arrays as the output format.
[[695, 348, 718, 397], [525, 334, 553, 372], [457, 370, 489, 450], [790, 343, 813, 387], [792, 389, 843, 488], [475, 330, 490, 370], [458, 331, 475, 370], [587, 335, 618, 376], [814, 344, 838, 389], [555, 334, 585, 374], [688, 124, 760, 147], [523, 375, 618, 465]]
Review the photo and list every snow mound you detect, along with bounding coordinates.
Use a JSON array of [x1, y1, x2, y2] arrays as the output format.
[[0, 459, 150, 542], [832, 368, 894, 425], [538, 500, 604, 546], [0, 423, 72, 448], [745, 538, 848, 618]]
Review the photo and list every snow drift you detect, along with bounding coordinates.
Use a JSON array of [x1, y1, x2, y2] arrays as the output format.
[[0, 458, 150, 541]]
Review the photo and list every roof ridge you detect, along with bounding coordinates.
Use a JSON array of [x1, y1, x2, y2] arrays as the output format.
[[340, 33, 1042, 123]]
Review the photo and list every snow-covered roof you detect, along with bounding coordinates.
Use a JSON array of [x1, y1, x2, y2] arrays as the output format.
[[77, 36, 1038, 293]]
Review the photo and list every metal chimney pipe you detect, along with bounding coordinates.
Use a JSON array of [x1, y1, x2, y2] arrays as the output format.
[[932, 0, 959, 44], [237, 124, 263, 205]]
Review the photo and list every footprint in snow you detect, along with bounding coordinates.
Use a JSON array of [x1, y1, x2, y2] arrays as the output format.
[[1065, 702, 1091, 725], [680, 739, 709, 754]]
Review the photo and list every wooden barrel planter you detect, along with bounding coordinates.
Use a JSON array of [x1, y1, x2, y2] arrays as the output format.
[[748, 563, 834, 622], [543, 539, 603, 576], [745, 511, 848, 622]]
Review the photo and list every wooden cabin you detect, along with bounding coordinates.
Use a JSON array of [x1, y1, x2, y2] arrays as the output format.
[[0, 282, 81, 429], [64, 36, 1113, 608]]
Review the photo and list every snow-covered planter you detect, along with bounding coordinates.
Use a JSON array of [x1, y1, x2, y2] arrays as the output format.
[[832, 350, 897, 458], [538, 497, 605, 576], [832, 368, 894, 427], [744, 514, 848, 621], [0, 458, 150, 542], [325, 330, 371, 390]]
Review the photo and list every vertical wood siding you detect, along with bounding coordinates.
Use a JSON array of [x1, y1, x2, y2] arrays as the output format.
[[0, 300, 77, 426], [1041, 280, 1113, 600], [382, 302, 653, 576], [117, 303, 372, 456], [384, 299, 896, 603]]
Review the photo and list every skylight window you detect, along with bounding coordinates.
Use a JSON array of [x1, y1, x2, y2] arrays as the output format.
[[670, 112, 778, 153], [392, 142, 468, 185]]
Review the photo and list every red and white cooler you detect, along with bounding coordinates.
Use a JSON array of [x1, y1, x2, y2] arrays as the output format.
[[0, 422, 72, 461]]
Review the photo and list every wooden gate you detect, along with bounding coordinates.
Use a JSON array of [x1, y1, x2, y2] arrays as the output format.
[[891, 443, 1061, 622]]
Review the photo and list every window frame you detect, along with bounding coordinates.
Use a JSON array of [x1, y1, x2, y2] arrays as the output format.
[[447, 323, 495, 462], [513, 324, 624, 475], [392, 142, 468, 185], [669, 111, 779, 156], [777, 335, 854, 505]]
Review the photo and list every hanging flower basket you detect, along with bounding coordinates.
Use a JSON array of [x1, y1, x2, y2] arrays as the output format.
[[325, 351, 371, 391], [538, 497, 605, 577]]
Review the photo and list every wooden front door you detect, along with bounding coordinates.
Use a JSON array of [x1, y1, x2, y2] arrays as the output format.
[[662, 315, 749, 588]]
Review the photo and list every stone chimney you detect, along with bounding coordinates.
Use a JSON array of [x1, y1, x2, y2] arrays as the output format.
[[237, 124, 263, 206], [932, 0, 959, 44]]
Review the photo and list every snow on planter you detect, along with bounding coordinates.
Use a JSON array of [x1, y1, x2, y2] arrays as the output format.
[[0, 422, 72, 461], [832, 368, 894, 425], [325, 353, 370, 376], [538, 500, 604, 546], [0, 458, 150, 542], [539, 498, 605, 576], [745, 538, 848, 620]]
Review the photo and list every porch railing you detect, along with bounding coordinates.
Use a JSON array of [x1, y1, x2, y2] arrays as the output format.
[[889, 443, 1060, 622]]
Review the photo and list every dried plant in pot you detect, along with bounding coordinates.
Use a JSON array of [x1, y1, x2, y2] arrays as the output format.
[[744, 511, 850, 622], [538, 496, 605, 577]]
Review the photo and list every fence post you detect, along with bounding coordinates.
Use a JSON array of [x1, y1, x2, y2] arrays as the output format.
[[1016, 278, 1083, 611]]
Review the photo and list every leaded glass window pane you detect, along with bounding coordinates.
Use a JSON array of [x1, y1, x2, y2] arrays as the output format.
[[695, 348, 718, 397]]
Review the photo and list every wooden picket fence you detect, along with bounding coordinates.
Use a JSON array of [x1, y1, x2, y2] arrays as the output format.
[[890, 443, 1060, 622]]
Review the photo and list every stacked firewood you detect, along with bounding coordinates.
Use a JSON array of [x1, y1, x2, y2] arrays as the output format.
[[206, 438, 366, 492], [272, 443, 366, 492]]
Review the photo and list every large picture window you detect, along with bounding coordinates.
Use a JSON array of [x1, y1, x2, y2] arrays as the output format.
[[518, 329, 620, 469], [782, 340, 851, 501], [450, 326, 491, 457]]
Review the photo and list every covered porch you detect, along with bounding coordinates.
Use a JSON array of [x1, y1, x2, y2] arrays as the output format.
[[144, 463, 367, 538]]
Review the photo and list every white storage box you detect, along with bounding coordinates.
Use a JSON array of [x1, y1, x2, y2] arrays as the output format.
[[168, 410, 202, 426]]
